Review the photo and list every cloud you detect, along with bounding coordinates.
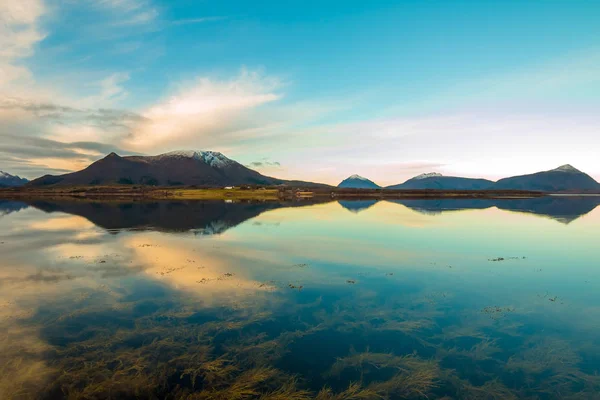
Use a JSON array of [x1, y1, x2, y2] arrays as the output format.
[[91, 73, 131, 104], [0, 117, 140, 177], [125, 68, 284, 152], [0, 0, 46, 58], [0, 0, 47, 90], [96, 0, 159, 25], [0, 96, 144, 124], [172, 16, 228, 26], [247, 159, 281, 168]]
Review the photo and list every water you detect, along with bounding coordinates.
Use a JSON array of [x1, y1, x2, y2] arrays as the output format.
[[1, 197, 600, 399]]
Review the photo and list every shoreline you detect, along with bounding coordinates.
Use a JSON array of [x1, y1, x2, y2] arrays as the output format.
[[0, 186, 547, 201]]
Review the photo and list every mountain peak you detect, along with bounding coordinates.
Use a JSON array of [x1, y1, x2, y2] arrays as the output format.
[[338, 174, 380, 189], [157, 150, 233, 168], [413, 172, 443, 180], [0, 170, 29, 187], [552, 164, 581, 173]]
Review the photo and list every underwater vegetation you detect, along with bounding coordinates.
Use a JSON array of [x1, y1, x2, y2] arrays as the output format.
[[2, 269, 600, 400]]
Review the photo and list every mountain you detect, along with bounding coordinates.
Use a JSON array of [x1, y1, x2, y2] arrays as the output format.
[[0, 171, 29, 187], [338, 174, 380, 189], [387, 173, 494, 190], [28, 151, 327, 188], [493, 165, 600, 193]]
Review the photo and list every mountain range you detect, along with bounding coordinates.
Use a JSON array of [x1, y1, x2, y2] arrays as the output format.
[[0, 171, 29, 187], [28, 151, 327, 188], [3, 150, 599, 193], [339, 165, 600, 193]]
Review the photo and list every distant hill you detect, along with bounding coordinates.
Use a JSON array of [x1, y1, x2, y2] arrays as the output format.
[[28, 151, 328, 188], [493, 165, 600, 193], [387, 173, 494, 190], [385, 166, 600, 193], [338, 175, 380, 189], [0, 171, 29, 187]]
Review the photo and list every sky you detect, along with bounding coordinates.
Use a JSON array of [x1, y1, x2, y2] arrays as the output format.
[[1, 0, 599, 185]]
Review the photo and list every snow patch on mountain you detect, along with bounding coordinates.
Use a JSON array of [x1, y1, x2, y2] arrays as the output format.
[[156, 150, 235, 168], [348, 174, 369, 181], [413, 172, 443, 180], [552, 164, 581, 173]]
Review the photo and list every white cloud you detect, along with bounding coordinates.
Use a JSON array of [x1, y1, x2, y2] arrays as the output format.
[[0, 0, 47, 90], [172, 17, 228, 26], [80, 72, 131, 107], [126, 68, 284, 152], [0, 0, 146, 177], [96, 0, 159, 25]]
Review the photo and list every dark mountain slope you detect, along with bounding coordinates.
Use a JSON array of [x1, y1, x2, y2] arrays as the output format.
[[28, 151, 327, 188], [493, 165, 600, 193], [0, 171, 29, 187], [387, 173, 494, 190], [338, 175, 381, 189]]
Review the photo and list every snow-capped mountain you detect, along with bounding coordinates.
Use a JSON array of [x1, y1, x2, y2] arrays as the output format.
[[0, 171, 29, 187], [337, 174, 381, 189], [28, 151, 327, 188]]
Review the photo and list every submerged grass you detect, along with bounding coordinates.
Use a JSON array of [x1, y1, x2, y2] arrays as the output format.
[[2, 258, 599, 400]]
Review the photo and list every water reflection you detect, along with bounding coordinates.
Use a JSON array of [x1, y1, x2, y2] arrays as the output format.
[[16, 200, 324, 233], [1, 199, 599, 399], [0, 200, 28, 217], [338, 200, 378, 214], [5, 195, 600, 232], [389, 196, 600, 224]]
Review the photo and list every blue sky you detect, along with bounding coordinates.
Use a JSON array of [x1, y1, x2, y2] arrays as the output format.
[[1, 0, 600, 184]]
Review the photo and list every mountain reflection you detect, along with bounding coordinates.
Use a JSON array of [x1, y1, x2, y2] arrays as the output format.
[[3, 196, 599, 232], [20, 200, 326, 234], [337, 200, 379, 213], [0, 200, 28, 217], [386, 196, 600, 223]]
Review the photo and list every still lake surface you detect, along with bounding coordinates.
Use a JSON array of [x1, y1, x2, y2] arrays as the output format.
[[1, 197, 600, 399]]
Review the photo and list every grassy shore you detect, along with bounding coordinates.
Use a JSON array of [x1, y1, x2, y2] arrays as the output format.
[[0, 185, 546, 201], [0, 186, 282, 200]]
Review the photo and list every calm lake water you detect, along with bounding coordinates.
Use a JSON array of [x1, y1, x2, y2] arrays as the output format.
[[1, 197, 600, 399]]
